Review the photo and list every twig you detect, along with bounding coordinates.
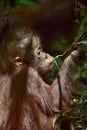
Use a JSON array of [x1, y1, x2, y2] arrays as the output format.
[[54, 31, 85, 68], [54, 31, 84, 60]]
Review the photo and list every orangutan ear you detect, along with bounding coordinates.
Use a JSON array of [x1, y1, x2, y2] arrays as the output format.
[[0, 12, 7, 30], [15, 56, 22, 66]]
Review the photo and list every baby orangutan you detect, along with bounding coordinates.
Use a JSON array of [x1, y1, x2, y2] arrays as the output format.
[[0, 24, 85, 130]]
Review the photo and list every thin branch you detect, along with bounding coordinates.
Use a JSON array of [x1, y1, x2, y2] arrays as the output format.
[[54, 31, 85, 60]]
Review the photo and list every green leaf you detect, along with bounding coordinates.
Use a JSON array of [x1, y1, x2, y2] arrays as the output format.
[[52, 108, 72, 127], [19, 0, 45, 6], [82, 90, 87, 96], [76, 40, 87, 50], [77, 40, 87, 45], [53, 115, 59, 128], [70, 123, 75, 130], [73, 99, 79, 104], [19, 0, 38, 6]]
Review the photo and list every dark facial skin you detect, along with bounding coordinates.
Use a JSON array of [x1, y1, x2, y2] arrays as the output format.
[[31, 35, 54, 73]]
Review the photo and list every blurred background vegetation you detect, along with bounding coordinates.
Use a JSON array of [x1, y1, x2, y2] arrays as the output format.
[[0, 0, 87, 129]]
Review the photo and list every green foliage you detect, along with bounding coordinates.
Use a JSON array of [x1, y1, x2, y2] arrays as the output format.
[[19, 0, 44, 6], [0, 0, 45, 9], [53, 90, 87, 130]]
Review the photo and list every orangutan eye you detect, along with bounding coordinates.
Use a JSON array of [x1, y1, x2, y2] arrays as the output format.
[[37, 50, 41, 55], [37, 46, 42, 55]]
